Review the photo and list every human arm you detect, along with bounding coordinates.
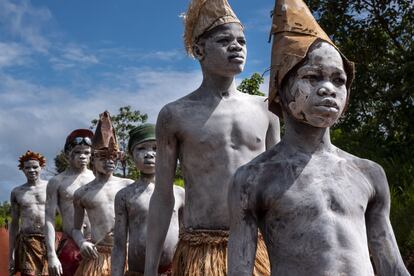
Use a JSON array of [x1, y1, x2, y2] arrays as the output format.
[[144, 106, 177, 276], [111, 191, 128, 276], [266, 112, 280, 149], [8, 190, 19, 276], [228, 168, 259, 276], [44, 178, 63, 276], [365, 163, 410, 275], [72, 189, 98, 259]]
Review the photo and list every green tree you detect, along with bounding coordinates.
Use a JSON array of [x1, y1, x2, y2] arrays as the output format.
[[90, 106, 148, 178], [54, 150, 69, 174], [305, 0, 414, 258], [238, 73, 265, 96]]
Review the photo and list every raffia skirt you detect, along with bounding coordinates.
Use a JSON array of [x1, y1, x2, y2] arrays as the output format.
[[124, 262, 171, 276], [74, 245, 112, 276], [14, 233, 49, 276], [171, 229, 270, 276]]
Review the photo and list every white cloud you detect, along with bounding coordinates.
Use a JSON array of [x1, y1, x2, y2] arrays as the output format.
[[49, 44, 100, 70], [0, 42, 30, 68], [0, 68, 202, 201], [96, 47, 186, 63], [0, 0, 52, 53]]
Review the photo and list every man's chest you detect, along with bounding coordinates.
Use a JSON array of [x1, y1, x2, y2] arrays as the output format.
[[177, 105, 268, 150], [19, 190, 46, 207], [261, 161, 373, 219]]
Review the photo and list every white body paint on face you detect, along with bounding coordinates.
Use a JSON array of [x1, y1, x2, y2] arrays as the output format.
[[132, 140, 156, 175], [286, 42, 347, 128], [196, 23, 247, 77], [93, 156, 116, 175], [68, 145, 92, 170], [22, 160, 42, 182]]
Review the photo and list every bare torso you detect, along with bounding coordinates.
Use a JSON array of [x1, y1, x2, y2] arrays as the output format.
[[75, 176, 133, 245], [49, 171, 95, 234], [165, 91, 277, 229], [237, 144, 378, 275], [116, 182, 184, 272], [11, 180, 48, 235]]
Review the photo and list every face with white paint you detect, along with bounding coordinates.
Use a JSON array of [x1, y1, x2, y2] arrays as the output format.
[[282, 42, 348, 128], [22, 160, 41, 182], [132, 140, 156, 175], [92, 153, 117, 175], [67, 144, 92, 170], [194, 23, 247, 77]]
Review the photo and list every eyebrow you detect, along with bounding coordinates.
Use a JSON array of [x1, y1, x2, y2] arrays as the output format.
[[298, 65, 345, 75]]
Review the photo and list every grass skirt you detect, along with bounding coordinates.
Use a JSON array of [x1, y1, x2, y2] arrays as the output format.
[[171, 229, 270, 276], [14, 233, 49, 275], [74, 245, 112, 276]]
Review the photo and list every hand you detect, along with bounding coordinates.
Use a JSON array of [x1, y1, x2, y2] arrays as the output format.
[[48, 254, 63, 276], [80, 241, 99, 259]]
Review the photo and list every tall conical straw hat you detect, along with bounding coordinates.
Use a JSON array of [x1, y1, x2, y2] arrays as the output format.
[[269, 0, 355, 117], [183, 0, 242, 56], [92, 111, 119, 152]]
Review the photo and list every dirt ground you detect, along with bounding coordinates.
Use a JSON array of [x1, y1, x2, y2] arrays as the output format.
[[0, 228, 10, 276]]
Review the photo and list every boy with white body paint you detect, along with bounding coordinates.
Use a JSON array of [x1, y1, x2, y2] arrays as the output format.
[[112, 124, 184, 276]]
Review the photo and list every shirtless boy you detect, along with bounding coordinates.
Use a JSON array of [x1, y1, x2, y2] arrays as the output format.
[[45, 129, 95, 276], [228, 1, 410, 275], [9, 151, 49, 276], [112, 124, 184, 276], [144, 0, 279, 275], [72, 111, 133, 276]]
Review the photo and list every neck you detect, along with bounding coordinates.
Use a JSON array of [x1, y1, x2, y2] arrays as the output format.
[[283, 115, 333, 154], [139, 173, 155, 184], [67, 165, 88, 174], [27, 178, 40, 186], [200, 69, 237, 98]]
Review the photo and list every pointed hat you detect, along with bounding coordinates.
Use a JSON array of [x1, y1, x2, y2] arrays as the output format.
[[92, 111, 119, 152], [268, 0, 355, 117], [183, 0, 242, 56]]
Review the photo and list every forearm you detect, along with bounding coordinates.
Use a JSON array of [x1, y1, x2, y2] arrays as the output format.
[[44, 220, 58, 258], [144, 192, 175, 276], [111, 243, 126, 276], [8, 222, 18, 263], [228, 226, 258, 276], [72, 228, 87, 248]]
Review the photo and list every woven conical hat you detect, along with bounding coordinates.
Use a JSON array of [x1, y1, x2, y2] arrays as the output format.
[[183, 0, 242, 56], [92, 111, 119, 152], [269, 0, 354, 117]]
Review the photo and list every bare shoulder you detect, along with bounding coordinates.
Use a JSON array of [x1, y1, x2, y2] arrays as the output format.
[[115, 185, 132, 205], [112, 176, 134, 186], [337, 148, 388, 195], [47, 173, 64, 190], [237, 92, 279, 120], [11, 184, 26, 198]]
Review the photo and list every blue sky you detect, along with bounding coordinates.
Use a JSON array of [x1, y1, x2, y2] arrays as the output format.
[[0, 0, 275, 201]]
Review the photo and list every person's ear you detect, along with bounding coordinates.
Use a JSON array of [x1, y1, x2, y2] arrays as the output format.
[[193, 43, 205, 61]]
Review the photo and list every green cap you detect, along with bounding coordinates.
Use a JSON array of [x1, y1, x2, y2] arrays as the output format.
[[128, 124, 156, 154]]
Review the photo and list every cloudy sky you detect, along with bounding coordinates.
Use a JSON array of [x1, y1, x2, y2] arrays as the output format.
[[0, 0, 275, 201]]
